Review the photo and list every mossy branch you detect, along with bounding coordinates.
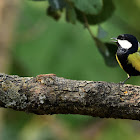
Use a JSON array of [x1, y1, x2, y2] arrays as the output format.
[[0, 73, 140, 120]]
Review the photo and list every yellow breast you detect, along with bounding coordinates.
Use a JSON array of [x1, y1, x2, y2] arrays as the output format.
[[127, 51, 140, 72]]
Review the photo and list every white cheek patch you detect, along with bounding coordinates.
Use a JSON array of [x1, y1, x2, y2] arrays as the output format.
[[138, 42, 140, 47], [118, 39, 132, 49]]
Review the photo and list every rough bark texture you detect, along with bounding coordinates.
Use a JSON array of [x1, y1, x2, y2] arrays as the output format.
[[0, 73, 140, 120]]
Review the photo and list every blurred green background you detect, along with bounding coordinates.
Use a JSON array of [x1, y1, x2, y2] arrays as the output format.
[[1, 0, 140, 140]]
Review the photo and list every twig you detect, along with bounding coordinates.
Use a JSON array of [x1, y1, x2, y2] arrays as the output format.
[[83, 13, 96, 40]]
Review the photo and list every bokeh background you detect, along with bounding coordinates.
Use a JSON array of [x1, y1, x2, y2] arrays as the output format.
[[1, 0, 140, 140]]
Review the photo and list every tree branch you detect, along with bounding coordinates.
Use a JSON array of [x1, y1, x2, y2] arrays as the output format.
[[0, 73, 140, 120]]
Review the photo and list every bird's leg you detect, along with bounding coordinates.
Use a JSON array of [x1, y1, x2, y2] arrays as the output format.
[[120, 74, 131, 84]]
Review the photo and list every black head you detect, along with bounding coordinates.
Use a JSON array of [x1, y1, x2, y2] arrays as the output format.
[[116, 34, 138, 54], [117, 34, 138, 44]]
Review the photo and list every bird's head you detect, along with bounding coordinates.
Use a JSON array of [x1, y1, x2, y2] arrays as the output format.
[[111, 34, 138, 53]]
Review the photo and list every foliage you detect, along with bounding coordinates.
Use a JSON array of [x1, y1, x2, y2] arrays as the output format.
[[32, 0, 117, 67]]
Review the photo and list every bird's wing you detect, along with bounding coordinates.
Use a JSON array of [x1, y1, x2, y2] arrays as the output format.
[[127, 44, 140, 72]]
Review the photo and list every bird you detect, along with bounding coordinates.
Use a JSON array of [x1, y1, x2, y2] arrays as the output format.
[[111, 34, 140, 83]]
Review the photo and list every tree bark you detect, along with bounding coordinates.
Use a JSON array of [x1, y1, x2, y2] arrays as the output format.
[[0, 73, 140, 121]]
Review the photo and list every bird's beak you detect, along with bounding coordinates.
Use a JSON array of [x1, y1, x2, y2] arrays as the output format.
[[111, 37, 117, 42]]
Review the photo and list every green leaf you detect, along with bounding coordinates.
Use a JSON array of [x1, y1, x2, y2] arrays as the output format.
[[94, 37, 118, 67], [66, 5, 77, 24], [97, 25, 108, 39], [75, 0, 115, 25], [104, 43, 118, 67], [48, 0, 66, 10], [47, 0, 67, 20], [47, 6, 61, 20], [70, 0, 103, 15], [32, 0, 46, 1]]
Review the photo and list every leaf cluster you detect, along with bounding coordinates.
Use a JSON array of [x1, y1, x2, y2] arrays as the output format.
[[32, 0, 117, 67]]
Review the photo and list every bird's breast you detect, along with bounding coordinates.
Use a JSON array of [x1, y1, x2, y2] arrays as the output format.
[[127, 52, 140, 72], [116, 50, 128, 70], [116, 49, 140, 76]]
